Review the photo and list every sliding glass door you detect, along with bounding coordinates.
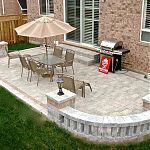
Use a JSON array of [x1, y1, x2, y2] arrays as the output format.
[[66, 0, 80, 42], [66, 0, 99, 46]]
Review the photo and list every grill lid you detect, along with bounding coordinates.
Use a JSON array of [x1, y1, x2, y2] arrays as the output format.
[[100, 38, 123, 50]]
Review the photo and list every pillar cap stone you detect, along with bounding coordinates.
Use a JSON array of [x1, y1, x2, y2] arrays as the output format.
[[143, 94, 150, 103], [46, 88, 76, 104]]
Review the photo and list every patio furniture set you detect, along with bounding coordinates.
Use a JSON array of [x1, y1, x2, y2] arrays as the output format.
[[6, 45, 92, 97], [2, 16, 92, 97], [18, 46, 75, 84]]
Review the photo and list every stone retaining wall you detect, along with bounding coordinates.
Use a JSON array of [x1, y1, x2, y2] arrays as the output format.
[[48, 104, 150, 142]]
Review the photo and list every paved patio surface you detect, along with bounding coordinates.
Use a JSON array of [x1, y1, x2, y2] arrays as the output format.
[[0, 47, 149, 116]]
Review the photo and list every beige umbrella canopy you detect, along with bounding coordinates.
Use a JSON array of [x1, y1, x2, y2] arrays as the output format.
[[15, 16, 76, 54]]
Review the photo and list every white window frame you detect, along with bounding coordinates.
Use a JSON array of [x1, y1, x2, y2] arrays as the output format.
[[140, 0, 150, 43], [38, 0, 54, 16], [64, 0, 66, 41]]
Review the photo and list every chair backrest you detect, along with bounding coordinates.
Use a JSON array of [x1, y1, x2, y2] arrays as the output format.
[[65, 49, 75, 65], [19, 55, 30, 70], [53, 46, 63, 58], [63, 75, 76, 93], [28, 59, 38, 73]]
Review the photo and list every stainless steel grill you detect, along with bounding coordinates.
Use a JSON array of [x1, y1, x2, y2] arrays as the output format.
[[100, 38, 123, 51], [100, 38, 130, 73]]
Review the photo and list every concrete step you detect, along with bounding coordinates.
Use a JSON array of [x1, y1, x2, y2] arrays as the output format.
[[58, 43, 100, 66], [74, 55, 95, 66], [59, 44, 99, 60]]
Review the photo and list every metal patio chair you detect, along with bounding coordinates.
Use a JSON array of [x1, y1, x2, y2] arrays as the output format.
[[57, 74, 92, 97], [7, 51, 20, 68], [58, 49, 75, 74], [19, 55, 31, 81], [53, 46, 63, 58], [28, 59, 54, 86]]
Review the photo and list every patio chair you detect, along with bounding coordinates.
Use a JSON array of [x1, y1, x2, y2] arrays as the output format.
[[19, 55, 31, 81], [28, 59, 54, 86], [58, 49, 75, 74], [53, 46, 63, 58], [57, 74, 92, 97], [7, 51, 20, 68]]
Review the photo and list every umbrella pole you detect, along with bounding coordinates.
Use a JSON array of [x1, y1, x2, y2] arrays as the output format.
[[45, 38, 48, 56], [45, 38, 48, 70]]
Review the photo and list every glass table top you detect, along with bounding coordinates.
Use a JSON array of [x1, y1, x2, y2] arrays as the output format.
[[31, 53, 64, 65]]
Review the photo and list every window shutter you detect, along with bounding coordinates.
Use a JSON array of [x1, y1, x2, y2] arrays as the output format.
[[83, 20, 93, 44], [145, 0, 150, 28], [83, 0, 99, 45], [94, 0, 99, 44], [66, 0, 99, 45], [83, 0, 93, 44]]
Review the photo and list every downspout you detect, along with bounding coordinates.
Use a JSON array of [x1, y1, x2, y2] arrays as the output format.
[[1, 0, 5, 15]]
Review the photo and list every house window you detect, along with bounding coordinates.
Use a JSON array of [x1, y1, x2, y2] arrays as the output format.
[[66, 0, 99, 45], [39, 0, 54, 15], [141, 0, 150, 42]]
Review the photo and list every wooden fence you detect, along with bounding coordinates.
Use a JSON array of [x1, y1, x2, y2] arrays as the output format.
[[0, 14, 28, 44]]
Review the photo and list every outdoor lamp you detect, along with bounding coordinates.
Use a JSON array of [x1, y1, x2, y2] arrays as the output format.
[[57, 76, 64, 96]]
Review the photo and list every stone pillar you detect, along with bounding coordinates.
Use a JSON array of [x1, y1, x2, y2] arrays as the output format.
[[46, 88, 76, 123], [0, 41, 8, 57], [143, 94, 150, 110]]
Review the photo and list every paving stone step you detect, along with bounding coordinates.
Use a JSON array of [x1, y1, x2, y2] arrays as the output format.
[[58, 43, 100, 66], [74, 54, 96, 66], [59, 43, 100, 60], [46, 44, 99, 66]]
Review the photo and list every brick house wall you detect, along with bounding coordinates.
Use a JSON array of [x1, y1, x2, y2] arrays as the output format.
[[100, 0, 150, 73], [0, 0, 21, 15], [27, 0, 150, 73]]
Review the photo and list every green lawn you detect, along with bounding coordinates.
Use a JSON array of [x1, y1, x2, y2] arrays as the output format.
[[1, 42, 150, 149], [1, 87, 150, 150], [8, 41, 40, 52]]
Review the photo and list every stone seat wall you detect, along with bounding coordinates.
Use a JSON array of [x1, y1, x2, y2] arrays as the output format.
[[47, 90, 150, 142], [57, 107, 150, 142]]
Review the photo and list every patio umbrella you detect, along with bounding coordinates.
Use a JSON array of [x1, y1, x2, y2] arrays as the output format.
[[15, 16, 76, 55]]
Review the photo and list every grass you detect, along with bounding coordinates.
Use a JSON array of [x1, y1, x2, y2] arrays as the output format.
[[8, 41, 40, 52], [2, 41, 150, 149], [1, 87, 150, 149]]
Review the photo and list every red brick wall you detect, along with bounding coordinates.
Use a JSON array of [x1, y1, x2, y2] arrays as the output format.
[[100, 0, 150, 73], [2, 0, 21, 15]]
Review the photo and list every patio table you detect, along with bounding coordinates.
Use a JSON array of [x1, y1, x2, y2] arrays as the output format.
[[31, 53, 64, 66], [30, 53, 64, 76]]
